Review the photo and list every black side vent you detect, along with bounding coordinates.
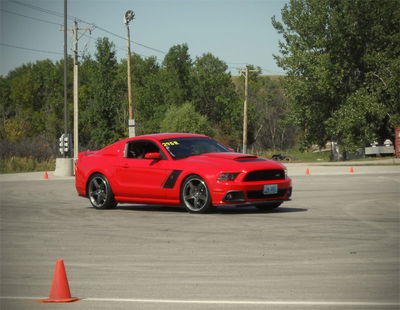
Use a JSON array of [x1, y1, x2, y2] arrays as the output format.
[[243, 170, 285, 182], [163, 170, 183, 189]]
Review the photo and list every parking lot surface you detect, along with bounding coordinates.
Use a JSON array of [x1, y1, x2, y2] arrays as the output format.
[[1, 165, 399, 309]]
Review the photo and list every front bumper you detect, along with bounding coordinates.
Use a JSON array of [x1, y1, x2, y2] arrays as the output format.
[[212, 178, 292, 206]]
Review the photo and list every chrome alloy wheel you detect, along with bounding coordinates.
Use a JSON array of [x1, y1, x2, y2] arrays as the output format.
[[182, 177, 210, 212], [88, 175, 109, 208]]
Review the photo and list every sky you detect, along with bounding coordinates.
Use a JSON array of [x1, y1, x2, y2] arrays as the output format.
[[0, 0, 289, 77]]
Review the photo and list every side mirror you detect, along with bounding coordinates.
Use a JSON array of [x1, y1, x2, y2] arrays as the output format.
[[144, 152, 162, 159]]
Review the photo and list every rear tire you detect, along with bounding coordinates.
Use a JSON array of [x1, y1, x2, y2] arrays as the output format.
[[181, 175, 213, 213], [255, 202, 282, 211], [87, 173, 117, 209]]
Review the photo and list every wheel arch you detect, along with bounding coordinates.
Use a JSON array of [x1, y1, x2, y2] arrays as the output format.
[[179, 172, 205, 198], [86, 172, 117, 209], [178, 171, 218, 204], [85, 171, 110, 197], [179, 173, 215, 213]]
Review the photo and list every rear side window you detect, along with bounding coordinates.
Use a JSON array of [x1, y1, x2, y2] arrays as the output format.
[[125, 140, 162, 159]]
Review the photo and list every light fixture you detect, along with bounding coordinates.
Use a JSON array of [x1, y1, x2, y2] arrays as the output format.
[[124, 10, 135, 24]]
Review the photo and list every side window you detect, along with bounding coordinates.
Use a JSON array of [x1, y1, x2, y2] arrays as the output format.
[[125, 140, 161, 159]]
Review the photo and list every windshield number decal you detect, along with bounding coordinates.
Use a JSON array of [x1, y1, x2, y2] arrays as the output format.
[[162, 141, 180, 147]]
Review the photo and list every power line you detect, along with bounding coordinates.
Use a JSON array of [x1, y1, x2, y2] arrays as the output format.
[[0, 8, 62, 26], [10, 0, 68, 20], [260, 67, 285, 75], [94, 25, 166, 54], [226, 62, 248, 65], [7, 0, 279, 72], [80, 33, 157, 59], [0, 42, 64, 56], [9, 0, 166, 55]]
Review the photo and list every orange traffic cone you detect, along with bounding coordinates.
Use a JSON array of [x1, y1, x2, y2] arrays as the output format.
[[306, 168, 310, 175], [39, 260, 79, 303], [43, 171, 49, 179], [349, 167, 355, 174]]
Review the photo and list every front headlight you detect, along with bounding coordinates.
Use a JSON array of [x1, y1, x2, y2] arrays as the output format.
[[284, 169, 288, 179], [218, 172, 239, 182]]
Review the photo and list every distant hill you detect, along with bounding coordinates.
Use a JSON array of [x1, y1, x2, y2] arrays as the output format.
[[231, 75, 285, 90], [231, 75, 284, 82]]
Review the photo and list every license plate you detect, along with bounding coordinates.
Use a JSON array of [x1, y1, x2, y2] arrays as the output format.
[[263, 184, 278, 195]]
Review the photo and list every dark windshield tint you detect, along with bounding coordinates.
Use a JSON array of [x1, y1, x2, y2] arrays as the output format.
[[160, 137, 230, 159]]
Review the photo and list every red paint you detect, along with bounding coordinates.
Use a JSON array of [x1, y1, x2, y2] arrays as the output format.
[[75, 133, 292, 209]]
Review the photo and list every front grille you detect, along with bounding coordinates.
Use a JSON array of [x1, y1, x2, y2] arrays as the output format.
[[243, 169, 285, 181], [247, 188, 287, 199]]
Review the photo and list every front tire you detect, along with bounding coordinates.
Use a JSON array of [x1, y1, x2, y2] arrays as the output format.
[[87, 173, 117, 209], [181, 175, 213, 213]]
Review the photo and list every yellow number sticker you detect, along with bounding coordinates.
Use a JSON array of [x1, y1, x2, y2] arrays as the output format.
[[162, 141, 180, 147]]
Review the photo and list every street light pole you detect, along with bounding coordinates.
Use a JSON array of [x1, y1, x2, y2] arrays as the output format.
[[124, 10, 136, 137]]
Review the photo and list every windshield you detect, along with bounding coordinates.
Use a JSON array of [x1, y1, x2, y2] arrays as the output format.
[[160, 137, 230, 159]]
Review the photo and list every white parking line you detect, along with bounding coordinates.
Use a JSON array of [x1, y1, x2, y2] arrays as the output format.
[[1, 296, 398, 307]]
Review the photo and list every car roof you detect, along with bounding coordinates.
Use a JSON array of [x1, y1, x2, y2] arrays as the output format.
[[127, 133, 209, 142]]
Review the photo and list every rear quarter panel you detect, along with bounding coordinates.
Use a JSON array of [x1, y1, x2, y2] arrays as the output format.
[[75, 142, 125, 196]]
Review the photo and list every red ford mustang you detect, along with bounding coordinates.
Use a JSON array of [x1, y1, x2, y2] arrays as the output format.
[[75, 133, 292, 213]]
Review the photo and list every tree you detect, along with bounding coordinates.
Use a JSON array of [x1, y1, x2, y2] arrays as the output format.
[[160, 44, 193, 107], [232, 68, 296, 152], [191, 53, 241, 146], [0, 59, 71, 143], [272, 0, 400, 152], [191, 53, 238, 123], [160, 102, 215, 136], [129, 55, 165, 134], [87, 38, 124, 148], [250, 75, 295, 151]]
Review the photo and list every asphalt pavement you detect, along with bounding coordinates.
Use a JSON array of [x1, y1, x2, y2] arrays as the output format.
[[0, 163, 399, 309]]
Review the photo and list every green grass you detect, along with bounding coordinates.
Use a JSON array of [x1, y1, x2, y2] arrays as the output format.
[[0, 157, 55, 174], [256, 149, 331, 162]]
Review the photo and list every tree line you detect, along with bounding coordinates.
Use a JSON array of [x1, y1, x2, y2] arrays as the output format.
[[272, 0, 400, 153], [2, 0, 398, 161], [0, 40, 294, 159]]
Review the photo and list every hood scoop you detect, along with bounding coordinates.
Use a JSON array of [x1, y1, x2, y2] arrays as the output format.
[[235, 156, 266, 162], [234, 155, 258, 160], [200, 152, 266, 162]]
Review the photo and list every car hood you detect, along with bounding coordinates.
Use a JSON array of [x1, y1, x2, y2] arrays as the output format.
[[183, 152, 286, 172]]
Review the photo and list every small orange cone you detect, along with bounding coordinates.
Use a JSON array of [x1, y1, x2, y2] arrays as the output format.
[[39, 260, 79, 303], [306, 168, 310, 175], [43, 171, 49, 179], [349, 167, 354, 174]]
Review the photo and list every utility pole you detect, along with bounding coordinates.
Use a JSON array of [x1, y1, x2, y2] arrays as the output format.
[[124, 10, 135, 137], [54, 0, 73, 176], [63, 0, 68, 158], [71, 20, 95, 160], [73, 20, 78, 161], [239, 66, 257, 154]]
